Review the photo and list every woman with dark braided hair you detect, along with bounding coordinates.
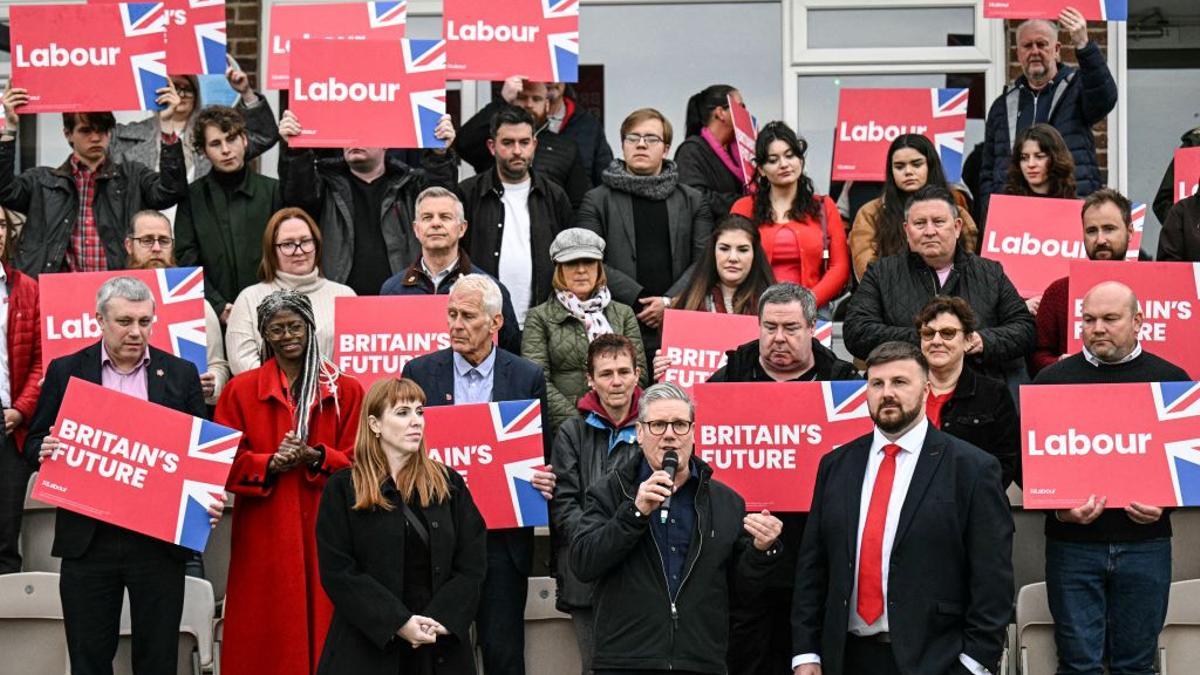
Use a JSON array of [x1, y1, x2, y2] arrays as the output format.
[[216, 290, 364, 675], [731, 121, 850, 311]]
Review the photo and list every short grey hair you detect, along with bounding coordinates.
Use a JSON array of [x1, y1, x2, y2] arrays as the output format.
[[414, 186, 466, 224], [1016, 18, 1059, 41], [757, 282, 817, 326], [449, 273, 503, 317], [96, 276, 155, 317], [637, 382, 695, 423]]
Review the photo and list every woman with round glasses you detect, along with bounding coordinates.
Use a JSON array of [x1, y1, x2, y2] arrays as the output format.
[[217, 290, 364, 675], [226, 207, 355, 374], [916, 296, 1019, 488]]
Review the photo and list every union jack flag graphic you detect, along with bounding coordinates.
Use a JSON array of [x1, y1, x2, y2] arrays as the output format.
[[546, 31, 579, 83], [822, 380, 869, 422], [542, 0, 579, 19], [813, 319, 833, 348], [1153, 381, 1200, 422], [175, 418, 240, 550], [153, 267, 207, 375], [930, 88, 968, 184], [424, 400, 547, 529], [123, 3, 169, 110], [403, 39, 446, 73], [369, 0, 408, 28], [409, 90, 446, 149], [1125, 202, 1147, 261], [192, 20, 227, 75], [122, 3, 167, 37]]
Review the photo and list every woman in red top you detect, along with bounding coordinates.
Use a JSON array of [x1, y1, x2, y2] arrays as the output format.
[[0, 206, 43, 574], [731, 122, 849, 309], [216, 290, 364, 675]]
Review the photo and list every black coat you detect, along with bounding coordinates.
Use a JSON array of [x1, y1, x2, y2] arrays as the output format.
[[791, 426, 1014, 675], [673, 135, 744, 218], [570, 452, 780, 673], [575, 180, 714, 306], [24, 343, 205, 560], [937, 365, 1021, 488], [457, 100, 591, 208], [709, 338, 859, 383], [1157, 193, 1200, 262], [845, 249, 1035, 379], [0, 139, 188, 277], [549, 413, 641, 610], [978, 42, 1118, 217], [557, 99, 614, 187], [457, 168, 574, 313], [315, 468, 487, 675], [280, 147, 458, 285]]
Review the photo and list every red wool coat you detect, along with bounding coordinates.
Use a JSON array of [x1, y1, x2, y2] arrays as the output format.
[[4, 262, 42, 448], [215, 359, 364, 675]]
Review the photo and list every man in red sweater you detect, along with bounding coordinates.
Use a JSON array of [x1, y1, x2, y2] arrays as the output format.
[[1028, 188, 1134, 375]]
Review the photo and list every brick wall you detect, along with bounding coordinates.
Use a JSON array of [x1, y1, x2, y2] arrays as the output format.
[[226, 0, 263, 89], [1006, 20, 1110, 184]]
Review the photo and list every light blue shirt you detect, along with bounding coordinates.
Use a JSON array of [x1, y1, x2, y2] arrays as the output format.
[[452, 346, 497, 404]]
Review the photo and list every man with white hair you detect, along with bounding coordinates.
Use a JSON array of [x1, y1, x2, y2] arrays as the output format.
[[978, 7, 1117, 216], [401, 273, 555, 675], [24, 276, 224, 674]]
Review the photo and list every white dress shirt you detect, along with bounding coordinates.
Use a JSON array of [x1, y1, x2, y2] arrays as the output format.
[[793, 418, 990, 675]]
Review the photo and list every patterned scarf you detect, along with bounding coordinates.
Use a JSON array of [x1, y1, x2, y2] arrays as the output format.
[[555, 286, 615, 342]]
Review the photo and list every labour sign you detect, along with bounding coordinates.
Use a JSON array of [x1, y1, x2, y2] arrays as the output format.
[[91, 0, 227, 75], [288, 38, 446, 148], [266, 1, 407, 90], [1066, 260, 1200, 378], [984, 0, 1128, 20], [1175, 147, 1200, 204], [32, 377, 239, 552], [423, 400, 548, 529], [981, 194, 1140, 298], [693, 381, 873, 511], [11, 3, 168, 113], [832, 88, 968, 184], [444, 0, 579, 83], [332, 295, 451, 390], [39, 268, 209, 376], [730, 95, 757, 188], [1021, 381, 1200, 509]]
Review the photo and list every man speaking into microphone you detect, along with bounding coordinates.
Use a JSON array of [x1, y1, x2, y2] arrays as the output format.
[[571, 382, 783, 674]]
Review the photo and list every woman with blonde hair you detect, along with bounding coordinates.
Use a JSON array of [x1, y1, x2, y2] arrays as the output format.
[[316, 378, 487, 675]]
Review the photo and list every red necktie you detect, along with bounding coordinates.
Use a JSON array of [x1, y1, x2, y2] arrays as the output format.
[[857, 443, 902, 625]]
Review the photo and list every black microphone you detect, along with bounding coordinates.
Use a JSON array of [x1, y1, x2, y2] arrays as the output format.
[[659, 450, 679, 524]]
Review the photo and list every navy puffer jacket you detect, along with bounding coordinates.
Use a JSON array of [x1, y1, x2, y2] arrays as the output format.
[[978, 41, 1118, 218]]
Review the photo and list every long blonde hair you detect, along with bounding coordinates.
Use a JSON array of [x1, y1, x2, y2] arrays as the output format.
[[351, 378, 451, 510]]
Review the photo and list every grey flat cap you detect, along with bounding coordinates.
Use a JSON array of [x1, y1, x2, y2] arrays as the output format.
[[550, 227, 606, 262]]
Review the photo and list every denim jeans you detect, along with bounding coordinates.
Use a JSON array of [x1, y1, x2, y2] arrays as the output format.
[[1045, 537, 1171, 675]]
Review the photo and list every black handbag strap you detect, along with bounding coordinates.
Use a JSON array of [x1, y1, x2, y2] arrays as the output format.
[[401, 500, 430, 547]]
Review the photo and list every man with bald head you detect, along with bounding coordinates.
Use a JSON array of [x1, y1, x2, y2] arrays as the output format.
[[978, 7, 1117, 217], [1033, 280, 1188, 674]]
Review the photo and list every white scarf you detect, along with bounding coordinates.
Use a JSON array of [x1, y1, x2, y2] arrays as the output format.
[[555, 286, 614, 342]]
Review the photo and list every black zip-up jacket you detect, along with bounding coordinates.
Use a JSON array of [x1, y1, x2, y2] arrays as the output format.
[[280, 147, 458, 285], [938, 364, 1021, 488], [457, 167, 574, 312], [0, 138, 188, 277], [845, 249, 1035, 380], [570, 452, 780, 673], [456, 99, 591, 208], [709, 338, 859, 382]]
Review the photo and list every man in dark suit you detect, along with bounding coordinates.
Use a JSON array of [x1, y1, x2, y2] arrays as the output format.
[[791, 341, 1012, 675], [24, 276, 224, 675], [401, 273, 554, 675]]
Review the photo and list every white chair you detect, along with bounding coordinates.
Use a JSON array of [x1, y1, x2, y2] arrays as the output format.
[[1160, 579, 1200, 675], [200, 497, 234, 610], [0, 571, 69, 675], [21, 473, 60, 573], [1016, 582, 1057, 675], [113, 577, 216, 675], [523, 576, 579, 675]]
